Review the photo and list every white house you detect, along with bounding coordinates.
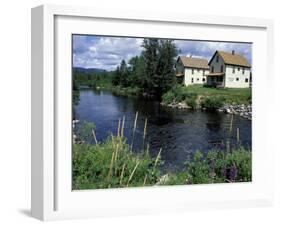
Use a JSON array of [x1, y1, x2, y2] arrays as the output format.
[[206, 50, 251, 88], [175, 56, 209, 86]]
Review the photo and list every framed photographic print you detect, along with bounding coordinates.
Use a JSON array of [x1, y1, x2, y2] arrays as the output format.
[[31, 4, 274, 221]]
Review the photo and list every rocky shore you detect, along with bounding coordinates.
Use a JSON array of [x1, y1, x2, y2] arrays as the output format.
[[161, 101, 252, 120], [162, 101, 190, 109], [218, 104, 252, 120]]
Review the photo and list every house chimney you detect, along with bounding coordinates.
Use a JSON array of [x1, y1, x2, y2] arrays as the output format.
[[232, 50, 235, 55]]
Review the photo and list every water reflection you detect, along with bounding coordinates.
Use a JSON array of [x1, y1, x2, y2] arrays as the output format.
[[74, 89, 252, 173]]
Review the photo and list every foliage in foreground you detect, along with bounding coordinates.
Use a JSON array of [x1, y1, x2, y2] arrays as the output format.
[[73, 136, 251, 189], [73, 136, 163, 190], [166, 148, 252, 185]]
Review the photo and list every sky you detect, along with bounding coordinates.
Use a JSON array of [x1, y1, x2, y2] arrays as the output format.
[[73, 35, 252, 71]]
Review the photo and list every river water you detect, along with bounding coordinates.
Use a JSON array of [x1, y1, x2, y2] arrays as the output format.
[[74, 89, 252, 173]]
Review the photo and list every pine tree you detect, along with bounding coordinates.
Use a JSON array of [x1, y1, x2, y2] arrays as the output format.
[[119, 59, 128, 86], [141, 38, 177, 100], [157, 40, 177, 96], [141, 38, 159, 97], [112, 66, 121, 86]]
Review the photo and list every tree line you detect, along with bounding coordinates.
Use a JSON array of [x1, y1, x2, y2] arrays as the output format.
[[112, 38, 178, 100]]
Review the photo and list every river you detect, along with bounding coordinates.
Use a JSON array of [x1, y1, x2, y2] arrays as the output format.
[[74, 89, 252, 173]]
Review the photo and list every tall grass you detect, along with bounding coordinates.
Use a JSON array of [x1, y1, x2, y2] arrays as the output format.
[[72, 114, 163, 190], [73, 113, 251, 189]]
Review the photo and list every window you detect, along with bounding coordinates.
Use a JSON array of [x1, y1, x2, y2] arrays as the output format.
[[202, 78, 206, 82], [220, 65, 223, 73], [216, 55, 219, 62], [192, 69, 194, 74], [245, 78, 249, 83], [197, 78, 199, 81], [233, 67, 235, 74], [242, 68, 245, 74], [191, 78, 194, 83], [236, 77, 239, 81], [203, 70, 205, 75], [211, 66, 214, 73], [238, 67, 240, 71], [197, 69, 200, 72]]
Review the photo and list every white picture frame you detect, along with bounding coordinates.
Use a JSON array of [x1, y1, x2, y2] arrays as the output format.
[[31, 4, 274, 221]]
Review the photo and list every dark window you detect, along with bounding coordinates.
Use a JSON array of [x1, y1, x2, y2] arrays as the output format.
[[197, 78, 199, 81], [197, 69, 200, 72], [245, 78, 249, 83], [233, 67, 235, 74], [192, 69, 194, 74], [242, 68, 245, 74], [191, 78, 194, 83], [236, 77, 239, 81], [216, 55, 219, 62], [218, 76, 223, 82], [202, 78, 206, 82], [238, 67, 240, 71], [211, 66, 214, 73], [203, 70, 205, 75], [220, 65, 224, 73]]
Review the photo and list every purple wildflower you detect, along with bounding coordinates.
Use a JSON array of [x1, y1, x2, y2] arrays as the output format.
[[229, 164, 238, 182]]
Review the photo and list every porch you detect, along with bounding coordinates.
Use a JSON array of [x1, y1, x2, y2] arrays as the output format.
[[206, 73, 225, 88]]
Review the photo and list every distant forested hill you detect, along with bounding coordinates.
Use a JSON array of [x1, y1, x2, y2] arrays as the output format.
[[73, 67, 108, 74]]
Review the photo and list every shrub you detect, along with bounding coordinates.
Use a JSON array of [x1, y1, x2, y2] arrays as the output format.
[[185, 151, 213, 184], [162, 90, 176, 104], [172, 85, 186, 102], [185, 92, 198, 109], [200, 96, 225, 110], [183, 148, 252, 184]]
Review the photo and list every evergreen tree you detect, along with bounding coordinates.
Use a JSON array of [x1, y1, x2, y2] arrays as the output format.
[[141, 38, 177, 100], [112, 38, 177, 100], [141, 38, 159, 96], [128, 55, 145, 87], [157, 40, 177, 96], [112, 66, 121, 86], [119, 59, 128, 86]]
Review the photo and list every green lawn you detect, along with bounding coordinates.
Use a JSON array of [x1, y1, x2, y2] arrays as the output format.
[[184, 85, 251, 97], [162, 85, 252, 105]]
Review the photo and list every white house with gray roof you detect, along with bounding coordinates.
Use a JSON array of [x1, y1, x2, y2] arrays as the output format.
[[175, 56, 209, 86]]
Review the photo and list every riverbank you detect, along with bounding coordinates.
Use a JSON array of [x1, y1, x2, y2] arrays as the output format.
[[218, 104, 252, 120], [162, 101, 252, 120], [73, 134, 252, 189], [161, 84, 252, 120], [81, 82, 142, 97]]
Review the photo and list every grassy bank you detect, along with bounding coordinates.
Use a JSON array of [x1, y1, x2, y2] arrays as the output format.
[[73, 139, 251, 189], [73, 136, 162, 189], [73, 119, 252, 189], [79, 79, 141, 97], [162, 85, 251, 109]]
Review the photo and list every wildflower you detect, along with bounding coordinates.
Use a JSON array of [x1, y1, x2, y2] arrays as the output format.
[[229, 164, 238, 182]]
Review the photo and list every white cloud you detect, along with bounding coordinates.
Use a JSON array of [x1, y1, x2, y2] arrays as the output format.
[[73, 35, 252, 70], [73, 36, 143, 70]]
